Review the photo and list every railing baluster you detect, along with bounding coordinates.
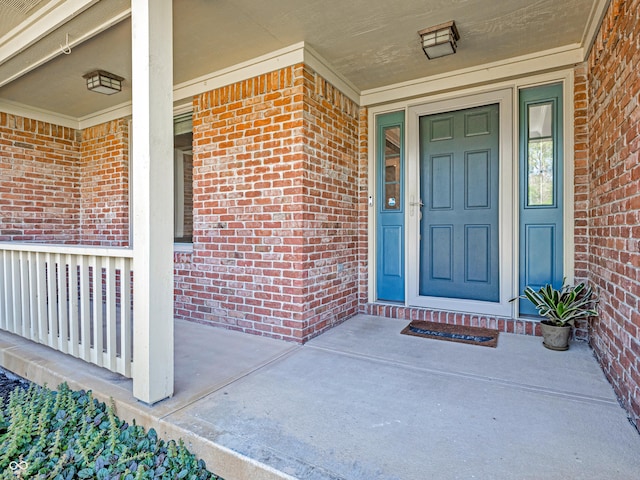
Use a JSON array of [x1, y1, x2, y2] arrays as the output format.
[[119, 257, 132, 377], [68, 254, 79, 357], [79, 255, 91, 361], [9, 251, 20, 333], [28, 252, 38, 341], [91, 256, 103, 366], [46, 252, 58, 348], [35, 252, 47, 343], [57, 254, 69, 354], [104, 256, 117, 371], [19, 251, 30, 338], [0, 251, 7, 331]]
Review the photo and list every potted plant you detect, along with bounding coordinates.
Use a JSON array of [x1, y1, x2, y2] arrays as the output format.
[[519, 280, 598, 351]]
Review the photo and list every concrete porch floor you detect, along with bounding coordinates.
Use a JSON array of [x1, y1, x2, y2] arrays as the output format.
[[1, 314, 639, 479]]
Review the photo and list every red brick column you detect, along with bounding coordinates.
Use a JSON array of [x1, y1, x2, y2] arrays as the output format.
[[176, 65, 360, 342], [299, 65, 360, 338]]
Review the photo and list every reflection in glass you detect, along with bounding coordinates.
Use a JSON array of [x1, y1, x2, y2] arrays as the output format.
[[528, 103, 552, 138], [527, 103, 554, 206], [174, 113, 194, 242], [384, 126, 401, 210]]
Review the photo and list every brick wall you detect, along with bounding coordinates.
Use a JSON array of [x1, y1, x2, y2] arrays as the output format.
[[363, 304, 543, 336], [300, 66, 361, 337], [0, 113, 80, 243], [573, 63, 590, 340], [79, 119, 130, 246], [586, 0, 640, 428], [0, 114, 130, 246], [175, 64, 360, 342], [181, 65, 305, 340], [357, 107, 369, 308]]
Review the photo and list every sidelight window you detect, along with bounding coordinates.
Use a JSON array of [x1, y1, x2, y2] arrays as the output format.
[[526, 102, 555, 206]]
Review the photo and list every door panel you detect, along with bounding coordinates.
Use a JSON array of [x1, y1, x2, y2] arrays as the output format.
[[466, 151, 490, 208], [430, 226, 453, 280], [419, 104, 500, 302], [466, 225, 490, 282], [382, 226, 402, 276], [376, 111, 405, 302], [431, 154, 453, 209], [525, 225, 555, 285], [519, 84, 564, 315]]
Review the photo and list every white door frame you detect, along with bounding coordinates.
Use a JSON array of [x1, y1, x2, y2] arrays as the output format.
[[406, 89, 514, 316]]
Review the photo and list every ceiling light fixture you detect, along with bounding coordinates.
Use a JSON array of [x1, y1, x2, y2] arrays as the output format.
[[83, 70, 124, 95], [418, 21, 460, 60]]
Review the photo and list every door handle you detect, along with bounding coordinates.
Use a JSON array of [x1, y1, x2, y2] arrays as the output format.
[[409, 197, 424, 216]]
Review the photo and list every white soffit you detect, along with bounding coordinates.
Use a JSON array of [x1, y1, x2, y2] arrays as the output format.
[[0, 0, 608, 123]]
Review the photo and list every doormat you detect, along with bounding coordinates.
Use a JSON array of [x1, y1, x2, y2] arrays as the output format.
[[401, 320, 499, 348]]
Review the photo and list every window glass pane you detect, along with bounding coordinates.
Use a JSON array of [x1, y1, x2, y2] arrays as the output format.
[[528, 103, 552, 139], [384, 126, 401, 210], [174, 114, 193, 242], [527, 139, 554, 206], [527, 102, 554, 206], [182, 152, 193, 240]]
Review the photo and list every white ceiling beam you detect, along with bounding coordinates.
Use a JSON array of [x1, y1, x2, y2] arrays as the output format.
[[0, 0, 99, 64]]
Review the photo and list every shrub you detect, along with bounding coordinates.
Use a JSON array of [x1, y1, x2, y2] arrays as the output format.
[[0, 383, 220, 479]]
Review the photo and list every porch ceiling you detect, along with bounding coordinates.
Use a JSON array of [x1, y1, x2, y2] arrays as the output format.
[[0, 0, 602, 118]]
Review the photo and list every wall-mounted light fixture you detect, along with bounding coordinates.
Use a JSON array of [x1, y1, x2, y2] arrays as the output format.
[[83, 70, 124, 95], [418, 21, 460, 59]]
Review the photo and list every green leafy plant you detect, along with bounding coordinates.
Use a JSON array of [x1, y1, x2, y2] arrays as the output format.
[[0, 383, 221, 480], [520, 280, 598, 327]]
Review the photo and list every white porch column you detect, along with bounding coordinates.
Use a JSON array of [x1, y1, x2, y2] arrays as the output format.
[[131, 0, 174, 403]]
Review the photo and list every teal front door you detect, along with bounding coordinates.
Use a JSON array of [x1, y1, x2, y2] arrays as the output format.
[[418, 104, 500, 302]]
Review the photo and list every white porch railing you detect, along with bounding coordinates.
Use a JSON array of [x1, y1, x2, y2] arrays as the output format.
[[0, 244, 134, 378]]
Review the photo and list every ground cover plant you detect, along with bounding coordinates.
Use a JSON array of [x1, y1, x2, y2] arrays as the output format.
[[0, 382, 220, 479]]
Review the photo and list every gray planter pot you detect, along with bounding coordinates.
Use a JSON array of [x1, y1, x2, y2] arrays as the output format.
[[540, 321, 571, 351]]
